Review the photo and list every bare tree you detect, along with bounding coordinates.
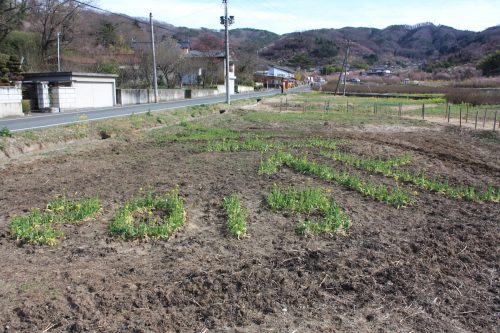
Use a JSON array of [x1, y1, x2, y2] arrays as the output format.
[[156, 37, 185, 88], [29, 0, 89, 64], [0, 0, 28, 44]]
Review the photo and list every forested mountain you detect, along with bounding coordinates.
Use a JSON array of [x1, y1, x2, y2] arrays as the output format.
[[260, 23, 500, 69]]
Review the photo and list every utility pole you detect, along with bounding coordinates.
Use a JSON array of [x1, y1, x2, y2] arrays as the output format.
[[334, 40, 350, 96], [150, 13, 158, 103], [57, 32, 61, 72], [343, 40, 350, 96], [220, 0, 235, 105]]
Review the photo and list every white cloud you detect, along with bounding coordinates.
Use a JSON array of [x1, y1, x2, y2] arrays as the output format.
[[97, 0, 500, 34]]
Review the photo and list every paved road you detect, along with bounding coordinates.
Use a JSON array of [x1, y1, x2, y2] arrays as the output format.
[[0, 86, 309, 132]]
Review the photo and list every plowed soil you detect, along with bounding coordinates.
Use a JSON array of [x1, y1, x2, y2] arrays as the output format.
[[0, 111, 499, 333]]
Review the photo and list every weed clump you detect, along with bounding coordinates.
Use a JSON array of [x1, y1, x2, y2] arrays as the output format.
[[9, 196, 101, 246], [109, 188, 186, 240], [267, 185, 350, 236]]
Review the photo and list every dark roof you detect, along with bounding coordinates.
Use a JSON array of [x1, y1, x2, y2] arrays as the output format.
[[187, 50, 225, 58], [23, 72, 118, 79]]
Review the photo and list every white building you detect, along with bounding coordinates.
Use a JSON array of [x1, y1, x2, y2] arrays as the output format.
[[266, 65, 295, 79], [23, 72, 117, 111]]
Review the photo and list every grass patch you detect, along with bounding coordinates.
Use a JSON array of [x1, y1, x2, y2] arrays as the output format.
[[152, 122, 239, 143], [321, 150, 500, 202], [222, 194, 247, 238], [243, 110, 429, 127], [472, 130, 500, 144], [109, 188, 186, 240], [260, 152, 414, 208], [206, 137, 347, 152], [320, 150, 412, 173], [9, 195, 101, 246], [267, 185, 350, 236], [207, 137, 274, 152]]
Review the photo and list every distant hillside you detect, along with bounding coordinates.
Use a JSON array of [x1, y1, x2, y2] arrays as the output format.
[[259, 23, 500, 69], [1, 1, 499, 77]]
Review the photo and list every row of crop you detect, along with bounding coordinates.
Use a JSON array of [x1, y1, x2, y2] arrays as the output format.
[[320, 150, 500, 202], [205, 137, 348, 153], [208, 135, 499, 204], [260, 151, 415, 208]]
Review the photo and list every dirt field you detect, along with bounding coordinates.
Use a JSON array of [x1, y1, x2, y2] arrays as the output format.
[[0, 101, 499, 332]]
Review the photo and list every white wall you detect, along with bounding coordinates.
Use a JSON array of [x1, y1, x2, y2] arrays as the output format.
[[74, 82, 114, 108], [51, 87, 76, 110], [236, 85, 254, 93], [0, 86, 23, 118], [193, 88, 221, 98], [117, 89, 186, 105]]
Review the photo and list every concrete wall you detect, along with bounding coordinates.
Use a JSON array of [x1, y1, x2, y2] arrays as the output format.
[[117, 88, 222, 105], [193, 88, 221, 98], [117, 89, 150, 105], [236, 85, 254, 93], [0, 86, 23, 118], [51, 87, 77, 110], [117, 89, 186, 105], [158, 89, 185, 102]]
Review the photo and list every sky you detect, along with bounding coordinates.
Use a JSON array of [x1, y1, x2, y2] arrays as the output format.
[[98, 0, 500, 34]]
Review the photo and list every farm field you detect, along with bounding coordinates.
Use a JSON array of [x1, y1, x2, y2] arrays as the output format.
[[0, 93, 499, 332]]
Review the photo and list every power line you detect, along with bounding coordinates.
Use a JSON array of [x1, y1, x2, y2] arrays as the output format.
[[72, 0, 180, 35]]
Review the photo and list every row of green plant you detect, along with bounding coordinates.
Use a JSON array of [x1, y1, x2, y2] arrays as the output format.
[[108, 188, 186, 240], [267, 185, 350, 235], [9, 196, 101, 245], [320, 150, 412, 173], [205, 137, 347, 152], [152, 122, 239, 143], [320, 150, 500, 202], [260, 152, 414, 208], [222, 194, 248, 239]]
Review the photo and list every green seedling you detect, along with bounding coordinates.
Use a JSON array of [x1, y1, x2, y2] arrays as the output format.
[[222, 194, 248, 238]]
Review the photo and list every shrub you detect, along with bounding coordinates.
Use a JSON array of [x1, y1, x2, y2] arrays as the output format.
[[0, 127, 12, 137], [22, 100, 31, 113]]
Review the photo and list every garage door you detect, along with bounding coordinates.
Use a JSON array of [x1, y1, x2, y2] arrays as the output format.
[[74, 82, 114, 108]]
